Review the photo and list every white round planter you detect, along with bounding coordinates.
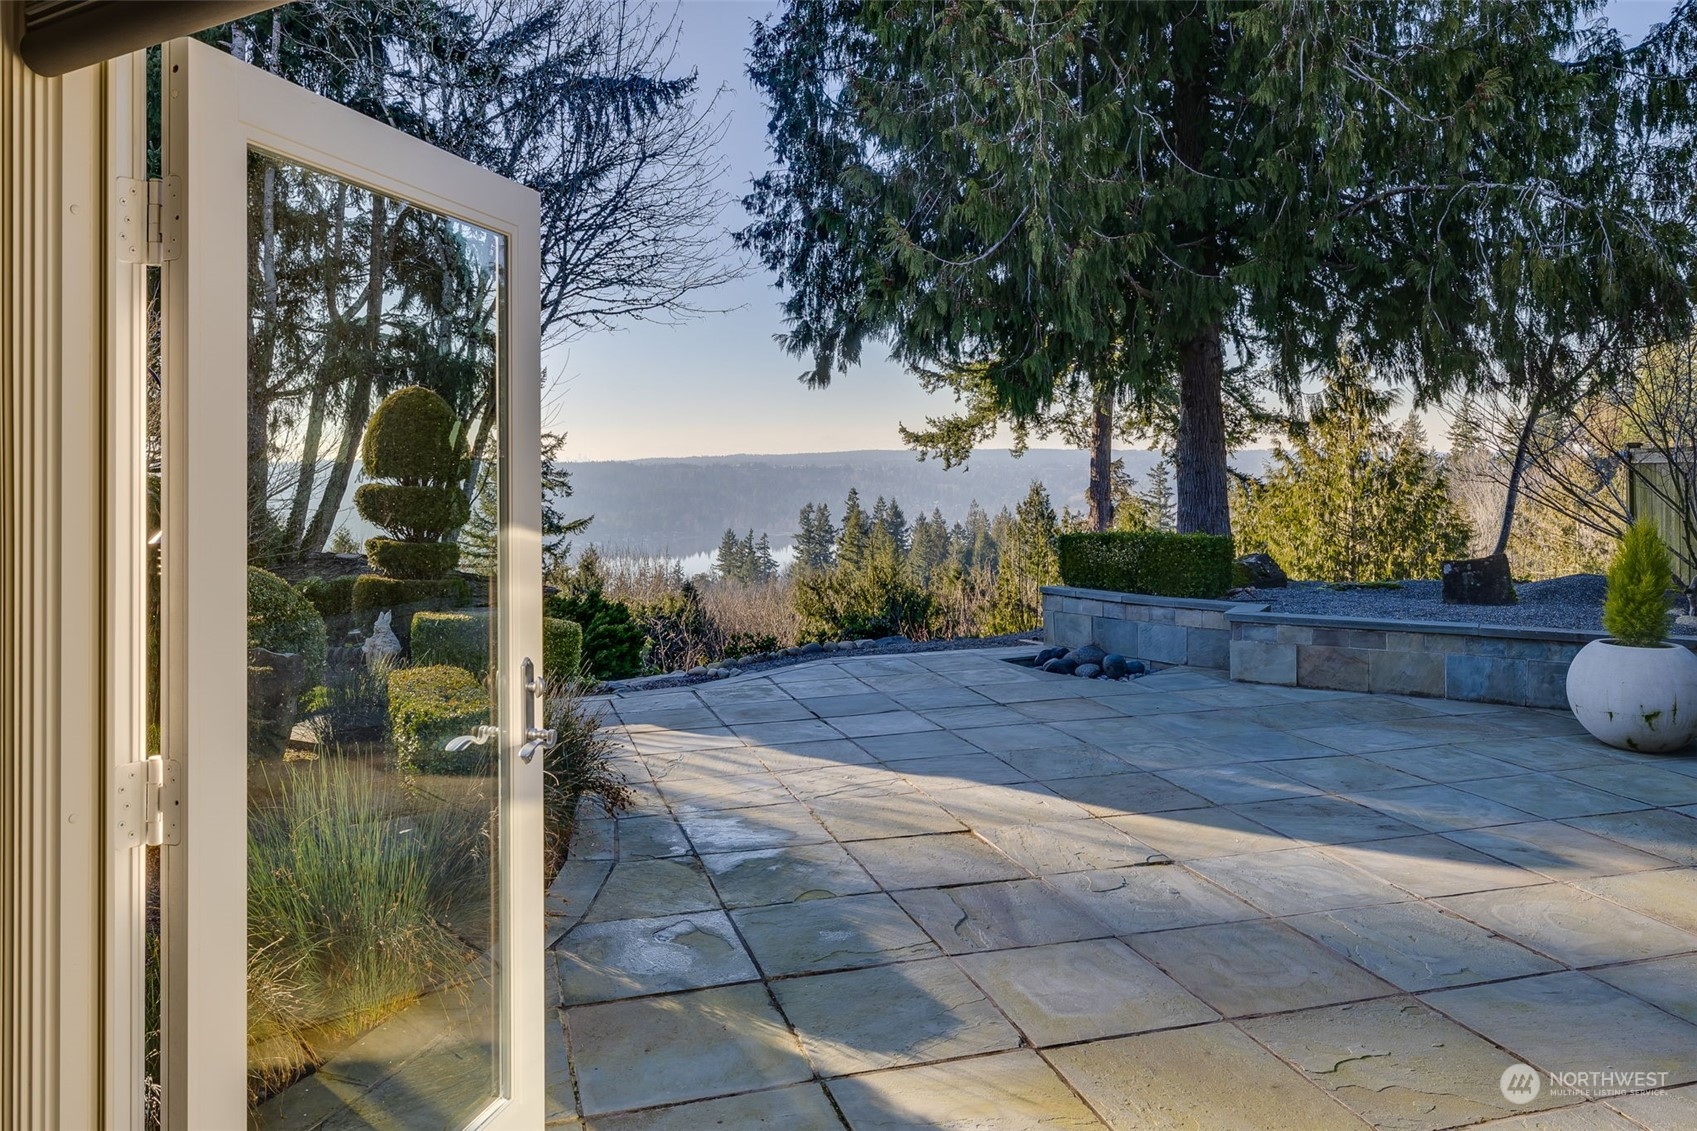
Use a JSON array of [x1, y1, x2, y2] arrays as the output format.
[[1566, 639, 1697, 754]]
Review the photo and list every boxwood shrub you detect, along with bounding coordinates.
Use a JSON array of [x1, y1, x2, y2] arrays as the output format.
[[411, 611, 582, 682], [350, 575, 470, 616], [1055, 531, 1236, 599], [248, 566, 327, 683], [296, 575, 357, 619], [387, 665, 488, 775], [365, 538, 461, 581]]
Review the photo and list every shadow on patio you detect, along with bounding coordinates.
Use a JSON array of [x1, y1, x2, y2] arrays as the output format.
[[543, 648, 1697, 1130]]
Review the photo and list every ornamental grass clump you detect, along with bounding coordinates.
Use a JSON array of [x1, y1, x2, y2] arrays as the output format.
[[1603, 519, 1675, 648]]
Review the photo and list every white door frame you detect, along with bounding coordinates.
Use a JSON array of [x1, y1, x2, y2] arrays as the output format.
[[157, 37, 543, 1130]]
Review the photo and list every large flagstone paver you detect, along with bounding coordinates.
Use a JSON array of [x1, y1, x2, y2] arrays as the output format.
[[1438, 884, 1697, 966], [1128, 919, 1395, 1016], [957, 937, 1217, 1045], [550, 648, 1696, 1127], [1423, 971, 1697, 1085], [581, 1084, 843, 1131], [1239, 999, 1574, 1130], [772, 957, 1021, 1075], [565, 982, 812, 1115], [826, 1051, 1105, 1131], [1046, 1025, 1372, 1130]]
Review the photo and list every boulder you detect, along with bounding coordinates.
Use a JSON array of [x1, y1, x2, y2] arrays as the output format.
[[1441, 553, 1518, 606], [1074, 663, 1102, 679], [1071, 644, 1107, 666], [1035, 646, 1067, 666], [877, 635, 910, 646], [1042, 656, 1078, 675], [1125, 659, 1147, 676], [800, 641, 825, 654], [1235, 552, 1288, 589], [1102, 653, 1129, 679]]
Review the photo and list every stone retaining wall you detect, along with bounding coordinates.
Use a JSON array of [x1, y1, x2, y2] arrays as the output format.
[[1040, 586, 1253, 670], [1040, 585, 1697, 711]]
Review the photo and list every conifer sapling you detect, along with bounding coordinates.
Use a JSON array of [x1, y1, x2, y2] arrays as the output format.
[[1603, 519, 1674, 648]]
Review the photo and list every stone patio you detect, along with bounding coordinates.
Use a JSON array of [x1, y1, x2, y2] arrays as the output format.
[[544, 647, 1697, 1130]]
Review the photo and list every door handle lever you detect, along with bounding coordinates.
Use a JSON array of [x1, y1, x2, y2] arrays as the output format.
[[519, 657, 551, 762]]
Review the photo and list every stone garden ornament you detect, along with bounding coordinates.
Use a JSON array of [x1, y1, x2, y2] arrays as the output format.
[[363, 610, 403, 670], [1566, 520, 1697, 753]]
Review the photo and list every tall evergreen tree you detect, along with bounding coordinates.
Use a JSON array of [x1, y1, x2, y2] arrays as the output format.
[[754, 533, 779, 581], [715, 528, 746, 582], [794, 502, 838, 571], [1140, 460, 1176, 534], [837, 488, 872, 569], [985, 482, 1061, 634]]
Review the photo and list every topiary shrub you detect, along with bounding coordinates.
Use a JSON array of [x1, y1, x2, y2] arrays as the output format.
[[544, 616, 583, 681], [351, 576, 470, 615], [356, 386, 468, 581], [1604, 519, 1674, 647], [1055, 531, 1236, 599], [249, 567, 327, 683], [387, 665, 489, 775]]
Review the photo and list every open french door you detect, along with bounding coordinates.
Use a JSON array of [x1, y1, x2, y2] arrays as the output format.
[[156, 37, 543, 1129]]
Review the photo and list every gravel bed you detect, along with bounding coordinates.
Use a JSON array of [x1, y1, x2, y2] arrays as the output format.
[[1255, 574, 1693, 635], [600, 632, 1040, 694]]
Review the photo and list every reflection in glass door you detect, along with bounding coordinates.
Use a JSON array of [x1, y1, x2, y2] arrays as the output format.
[[243, 148, 506, 1127]]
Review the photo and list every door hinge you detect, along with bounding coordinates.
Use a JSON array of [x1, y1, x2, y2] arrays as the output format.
[[115, 175, 181, 265], [112, 755, 182, 849]]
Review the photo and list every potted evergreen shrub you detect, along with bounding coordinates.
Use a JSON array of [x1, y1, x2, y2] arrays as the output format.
[[1566, 519, 1697, 753]]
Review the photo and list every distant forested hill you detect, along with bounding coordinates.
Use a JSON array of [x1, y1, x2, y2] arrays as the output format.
[[557, 449, 1270, 557]]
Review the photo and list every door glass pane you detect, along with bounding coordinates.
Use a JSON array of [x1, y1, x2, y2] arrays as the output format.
[[244, 148, 505, 1127]]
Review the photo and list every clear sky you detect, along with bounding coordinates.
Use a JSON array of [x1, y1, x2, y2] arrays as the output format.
[[544, 0, 1679, 462]]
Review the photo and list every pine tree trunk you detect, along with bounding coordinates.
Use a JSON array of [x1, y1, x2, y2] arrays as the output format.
[[1493, 391, 1543, 557], [1087, 382, 1114, 531], [304, 196, 387, 555], [1175, 327, 1231, 535]]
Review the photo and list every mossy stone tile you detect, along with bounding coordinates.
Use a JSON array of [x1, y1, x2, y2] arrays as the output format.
[[827, 1050, 1104, 1130], [1129, 919, 1394, 1016], [700, 842, 877, 909], [730, 892, 939, 976], [957, 939, 1216, 1046], [1047, 1025, 1369, 1131], [1241, 998, 1573, 1130], [566, 983, 812, 1116], [772, 958, 1020, 1075]]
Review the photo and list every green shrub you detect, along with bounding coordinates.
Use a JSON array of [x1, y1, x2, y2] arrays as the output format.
[[412, 611, 490, 676], [248, 567, 327, 683], [360, 385, 467, 483], [354, 483, 470, 541], [297, 575, 357, 619], [544, 616, 583, 681], [1055, 531, 1236, 599], [365, 538, 462, 581], [793, 556, 932, 642], [1604, 518, 1674, 647], [387, 665, 489, 775], [350, 576, 470, 616], [544, 590, 645, 680], [542, 680, 633, 880]]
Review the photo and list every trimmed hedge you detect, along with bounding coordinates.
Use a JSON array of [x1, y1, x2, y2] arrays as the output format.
[[351, 575, 470, 618], [354, 483, 470, 540], [1055, 531, 1236, 599], [296, 575, 357, 619], [360, 386, 466, 483], [388, 665, 488, 775], [544, 617, 583, 682], [412, 611, 490, 675], [366, 538, 461, 581], [248, 567, 327, 683], [411, 610, 583, 683]]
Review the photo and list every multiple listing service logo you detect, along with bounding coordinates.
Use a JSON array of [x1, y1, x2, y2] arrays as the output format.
[[1500, 1064, 1542, 1105]]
